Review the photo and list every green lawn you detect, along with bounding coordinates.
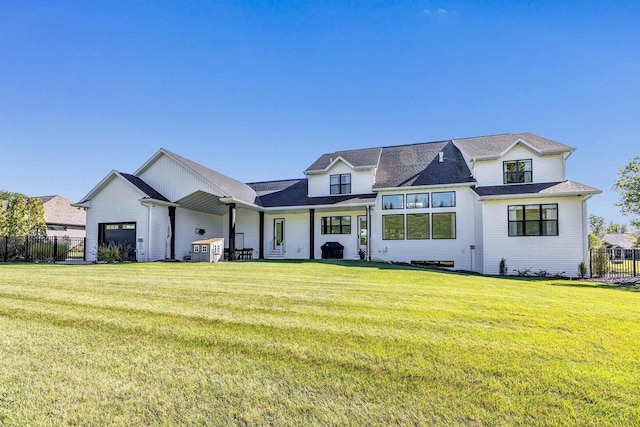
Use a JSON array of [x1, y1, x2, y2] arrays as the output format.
[[0, 261, 638, 426]]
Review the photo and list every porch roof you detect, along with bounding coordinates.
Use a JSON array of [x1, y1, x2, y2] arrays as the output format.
[[248, 179, 376, 208]]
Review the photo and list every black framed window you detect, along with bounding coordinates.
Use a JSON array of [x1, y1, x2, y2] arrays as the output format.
[[503, 159, 532, 184], [407, 214, 430, 239], [321, 216, 351, 234], [330, 174, 351, 194], [432, 191, 455, 207], [406, 193, 429, 209], [382, 215, 404, 240], [382, 194, 404, 210], [508, 204, 558, 236], [432, 213, 456, 239]]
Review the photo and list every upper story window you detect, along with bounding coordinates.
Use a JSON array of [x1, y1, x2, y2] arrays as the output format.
[[406, 193, 429, 209], [504, 159, 532, 184], [330, 174, 351, 194], [432, 191, 455, 207], [382, 194, 404, 209]]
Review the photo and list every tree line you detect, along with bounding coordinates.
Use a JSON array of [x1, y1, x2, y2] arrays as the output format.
[[0, 191, 47, 237]]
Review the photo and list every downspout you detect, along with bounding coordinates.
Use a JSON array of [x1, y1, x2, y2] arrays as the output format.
[[147, 203, 153, 262], [367, 205, 372, 261]]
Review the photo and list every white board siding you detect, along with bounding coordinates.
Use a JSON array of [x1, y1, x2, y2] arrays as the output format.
[[265, 212, 310, 259], [482, 196, 587, 276], [307, 161, 374, 197], [139, 154, 227, 201], [314, 209, 367, 259], [221, 208, 260, 256], [369, 187, 478, 270], [84, 176, 148, 262], [473, 197, 484, 274], [175, 208, 223, 260], [473, 145, 566, 186]]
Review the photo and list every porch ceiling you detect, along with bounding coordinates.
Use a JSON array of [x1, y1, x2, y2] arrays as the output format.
[[175, 190, 228, 215]]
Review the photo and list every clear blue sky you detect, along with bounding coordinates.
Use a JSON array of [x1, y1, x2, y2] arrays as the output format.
[[1, 1, 638, 226]]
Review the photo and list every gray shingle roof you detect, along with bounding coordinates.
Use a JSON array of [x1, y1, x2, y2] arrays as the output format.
[[373, 141, 475, 189], [474, 181, 601, 197], [601, 233, 636, 249], [163, 149, 259, 206], [305, 147, 382, 172], [453, 133, 575, 159], [120, 173, 170, 202], [248, 179, 376, 208]]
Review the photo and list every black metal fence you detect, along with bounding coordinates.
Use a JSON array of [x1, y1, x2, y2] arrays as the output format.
[[0, 236, 86, 263], [589, 248, 639, 278]]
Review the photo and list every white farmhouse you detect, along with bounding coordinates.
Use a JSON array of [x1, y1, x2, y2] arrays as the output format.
[[75, 132, 601, 275]]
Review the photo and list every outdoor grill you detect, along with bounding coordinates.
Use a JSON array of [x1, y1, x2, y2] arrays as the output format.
[[321, 241, 344, 259]]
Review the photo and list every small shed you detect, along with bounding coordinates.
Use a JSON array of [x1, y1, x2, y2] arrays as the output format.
[[191, 238, 225, 263]]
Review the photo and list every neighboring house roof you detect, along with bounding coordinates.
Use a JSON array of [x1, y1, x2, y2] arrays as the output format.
[[373, 140, 475, 189], [601, 233, 636, 249], [473, 181, 602, 198], [146, 149, 260, 206], [36, 195, 86, 227], [248, 179, 376, 208], [119, 173, 170, 202], [453, 132, 575, 160], [305, 147, 382, 173]]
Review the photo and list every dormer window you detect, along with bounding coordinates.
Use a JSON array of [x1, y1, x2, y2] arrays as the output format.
[[330, 173, 351, 194], [503, 159, 532, 184]]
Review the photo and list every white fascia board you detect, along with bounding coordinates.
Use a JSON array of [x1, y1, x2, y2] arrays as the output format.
[[305, 156, 375, 174], [477, 190, 601, 201], [261, 200, 376, 213], [218, 197, 261, 211], [139, 198, 180, 207], [134, 148, 166, 176], [77, 170, 142, 203], [373, 182, 475, 192]]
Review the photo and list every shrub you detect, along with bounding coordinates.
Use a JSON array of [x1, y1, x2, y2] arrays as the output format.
[[97, 243, 133, 263], [590, 250, 609, 277], [499, 258, 508, 276], [577, 261, 588, 279]]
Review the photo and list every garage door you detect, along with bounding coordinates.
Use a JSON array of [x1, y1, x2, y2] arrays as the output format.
[[98, 222, 136, 260]]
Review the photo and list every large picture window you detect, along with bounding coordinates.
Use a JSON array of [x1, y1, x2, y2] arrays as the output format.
[[382, 194, 404, 209], [432, 192, 455, 208], [503, 159, 532, 184], [382, 215, 404, 240], [432, 213, 456, 239], [406, 193, 429, 209], [508, 204, 558, 236], [321, 216, 351, 234], [330, 174, 351, 194], [407, 214, 430, 239]]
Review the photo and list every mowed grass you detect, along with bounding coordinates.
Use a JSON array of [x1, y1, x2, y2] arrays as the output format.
[[0, 261, 638, 426]]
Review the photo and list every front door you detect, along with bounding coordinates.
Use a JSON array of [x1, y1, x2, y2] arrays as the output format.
[[358, 215, 367, 256], [274, 218, 285, 249]]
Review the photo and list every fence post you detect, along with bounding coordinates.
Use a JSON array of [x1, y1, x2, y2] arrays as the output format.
[[53, 237, 58, 261], [634, 249, 637, 278], [589, 249, 593, 278], [24, 235, 29, 262], [83, 237, 87, 261], [3, 236, 7, 262]]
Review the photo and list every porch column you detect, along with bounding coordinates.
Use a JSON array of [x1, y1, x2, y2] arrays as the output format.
[[367, 205, 372, 261], [169, 206, 176, 260], [309, 209, 315, 260], [228, 203, 236, 261], [259, 211, 265, 259]]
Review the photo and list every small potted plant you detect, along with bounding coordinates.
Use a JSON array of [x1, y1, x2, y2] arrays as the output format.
[[358, 249, 366, 260]]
